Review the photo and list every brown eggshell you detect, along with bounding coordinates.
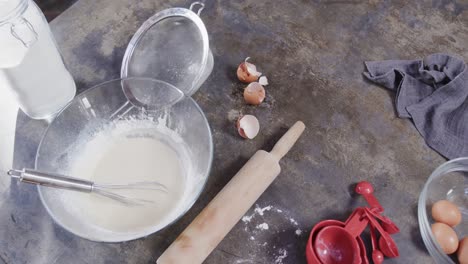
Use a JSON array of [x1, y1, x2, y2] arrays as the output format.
[[237, 61, 260, 83], [458, 237, 468, 264], [432, 200, 462, 227], [258, 76, 269, 86], [243, 82, 265, 105], [432, 222, 459, 254], [236, 116, 247, 139], [236, 115, 260, 139]]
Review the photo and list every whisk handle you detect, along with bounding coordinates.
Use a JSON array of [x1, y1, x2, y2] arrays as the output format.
[[8, 168, 93, 193]]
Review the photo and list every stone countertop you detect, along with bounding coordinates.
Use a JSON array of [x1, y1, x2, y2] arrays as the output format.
[[1, 0, 467, 263]]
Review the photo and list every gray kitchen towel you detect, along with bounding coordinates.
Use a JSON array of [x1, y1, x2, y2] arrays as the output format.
[[363, 53, 468, 159]]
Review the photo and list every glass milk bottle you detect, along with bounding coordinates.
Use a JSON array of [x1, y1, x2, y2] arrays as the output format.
[[0, 0, 76, 119]]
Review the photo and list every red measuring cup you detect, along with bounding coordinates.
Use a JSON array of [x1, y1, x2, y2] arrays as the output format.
[[314, 209, 368, 264], [306, 218, 368, 264]]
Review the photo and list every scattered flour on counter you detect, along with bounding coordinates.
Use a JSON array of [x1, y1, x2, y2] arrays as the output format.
[[241, 203, 304, 253], [242, 215, 254, 223], [228, 109, 241, 122], [256, 223, 269, 230], [242, 205, 273, 223], [289, 217, 299, 226], [275, 248, 288, 264], [255, 205, 272, 216]]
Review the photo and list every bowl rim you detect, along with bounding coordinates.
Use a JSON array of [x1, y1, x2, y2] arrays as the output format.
[[35, 77, 214, 242], [418, 157, 468, 263]]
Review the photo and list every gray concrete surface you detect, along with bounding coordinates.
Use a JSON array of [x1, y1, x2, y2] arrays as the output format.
[[1, 0, 467, 263]]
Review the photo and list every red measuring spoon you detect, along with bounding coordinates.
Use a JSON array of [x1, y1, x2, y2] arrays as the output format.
[[345, 209, 369, 264], [306, 218, 368, 264], [364, 209, 399, 258], [355, 181, 383, 212], [379, 236, 398, 258], [314, 209, 368, 264], [370, 223, 384, 264], [367, 207, 400, 234]]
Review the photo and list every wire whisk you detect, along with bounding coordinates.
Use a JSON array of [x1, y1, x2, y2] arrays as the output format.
[[8, 168, 167, 206]]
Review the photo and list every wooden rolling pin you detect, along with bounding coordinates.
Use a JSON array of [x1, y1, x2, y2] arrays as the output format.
[[157, 121, 305, 264]]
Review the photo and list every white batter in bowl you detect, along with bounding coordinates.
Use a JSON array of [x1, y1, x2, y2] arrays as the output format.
[[35, 78, 212, 242]]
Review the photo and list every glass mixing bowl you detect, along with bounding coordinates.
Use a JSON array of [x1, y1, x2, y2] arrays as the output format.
[[35, 77, 213, 242], [418, 157, 468, 263]]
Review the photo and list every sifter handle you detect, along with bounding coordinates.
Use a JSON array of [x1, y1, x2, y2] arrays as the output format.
[[270, 121, 306, 160]]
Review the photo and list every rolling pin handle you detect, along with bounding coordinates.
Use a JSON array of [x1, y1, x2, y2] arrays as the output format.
[[270, 121, 305, 160]]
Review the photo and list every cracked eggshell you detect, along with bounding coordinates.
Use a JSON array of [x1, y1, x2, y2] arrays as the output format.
[[243, 82, 265, 105], [237, 58, 262, 83], [258, 76, 268, 86], [236, 115, 260, 139]]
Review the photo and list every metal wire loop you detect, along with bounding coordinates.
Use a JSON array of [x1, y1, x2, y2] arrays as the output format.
[[189, 2, 205, 16]]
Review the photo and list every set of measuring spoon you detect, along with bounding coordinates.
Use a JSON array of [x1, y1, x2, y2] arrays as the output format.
[[306, 181, 400, 264]]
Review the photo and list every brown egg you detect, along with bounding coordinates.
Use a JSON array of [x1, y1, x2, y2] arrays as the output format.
[[243, 82, 265, 105], [432, 222, 459, 254], [432, 200, 462, 227], [458, 237, 468, 264]]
